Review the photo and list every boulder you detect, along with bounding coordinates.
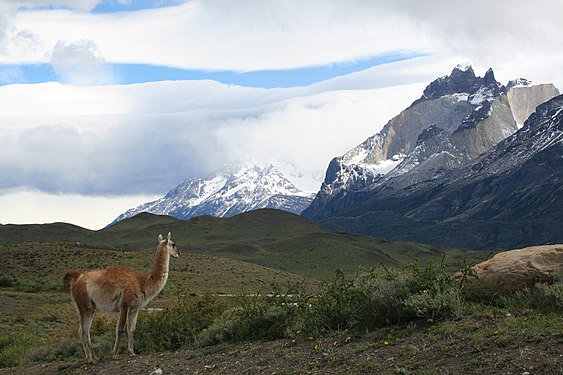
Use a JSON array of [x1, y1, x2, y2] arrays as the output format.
[[463, 245, 563, 297]]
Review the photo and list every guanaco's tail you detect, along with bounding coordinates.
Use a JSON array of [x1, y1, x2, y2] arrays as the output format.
[[63, 270, 81, 292]]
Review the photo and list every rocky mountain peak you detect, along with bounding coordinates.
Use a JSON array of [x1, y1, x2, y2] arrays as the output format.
[[482, 68, 497, 86], [421, 66, 479, 99], [303, 66, 561, 235], [110, 163, 314, 225], [305, 90, 563, 249], [411, 66, 504, 108]]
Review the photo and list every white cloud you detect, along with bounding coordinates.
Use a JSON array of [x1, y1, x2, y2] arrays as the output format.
[[5, 1, 434, 69], [5, 0, 103, 12], [50, 39, 116, 85], [0, 56, 436, 199], [3, 1, 562, 87], [1, 0, 560, 78]]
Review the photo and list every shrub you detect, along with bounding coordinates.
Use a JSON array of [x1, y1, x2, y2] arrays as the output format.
[[132, 261, 469, 351], [496, 281, 563, 312], [401, 259, 464, 322], [56, 338, 83, 360], [403, 285, 463, 322], [299, 270, 371, 333], [135, 292, 227, 352], [298, 261, 465, 335], [196, 292, 299, 346]]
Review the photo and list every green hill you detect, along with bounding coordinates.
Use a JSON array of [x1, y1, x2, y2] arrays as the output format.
[[0, 222, 91, 244], [0, 209, 484, 279]]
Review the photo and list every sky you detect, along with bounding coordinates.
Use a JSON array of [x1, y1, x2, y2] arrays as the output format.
[[1, 0, 562, 229]]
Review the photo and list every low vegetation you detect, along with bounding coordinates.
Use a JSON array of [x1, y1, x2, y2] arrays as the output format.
[[2, 247, 561, 374]]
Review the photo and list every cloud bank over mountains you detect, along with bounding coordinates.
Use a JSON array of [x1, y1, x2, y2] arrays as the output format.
[[1, 0, 562, 228], [0, 59, 436, 196]]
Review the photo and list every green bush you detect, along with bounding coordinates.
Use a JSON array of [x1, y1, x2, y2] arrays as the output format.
[[135, 292, 227, 352], [298, 261, 465, 335], [496, 281, 563, 312], [403, 286, 463, 322], [401, 260, 464, 322], [196, 292, 299, 346], [125, 261, 473, 351], [55, 338, 83, 360], [299, 270, 371, 333], [0, 276, 14, 288], [196, 305, 288, 346]]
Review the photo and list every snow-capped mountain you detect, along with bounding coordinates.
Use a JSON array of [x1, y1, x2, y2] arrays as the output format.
[[302, 66, 561, 249], [303, 65, 559, 221], [313, 93, 563, 249], [110, 164, 314, 225]]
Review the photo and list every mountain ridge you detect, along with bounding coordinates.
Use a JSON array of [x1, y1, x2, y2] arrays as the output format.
[[303, 66, 561, 249], [309, 94, 563, 249], [110, 164, 314, 226]]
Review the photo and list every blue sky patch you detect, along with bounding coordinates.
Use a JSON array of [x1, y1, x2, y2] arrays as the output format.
[[0, 52, 423, 88], [91, 0, 187, 13]]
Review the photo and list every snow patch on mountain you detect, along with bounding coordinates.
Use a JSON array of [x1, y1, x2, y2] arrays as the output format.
[[110, 164, 314, 225]]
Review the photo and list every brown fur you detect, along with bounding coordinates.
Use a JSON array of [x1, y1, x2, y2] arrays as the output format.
[[63, 233, 179, 362], [63, 269, 81, 292]]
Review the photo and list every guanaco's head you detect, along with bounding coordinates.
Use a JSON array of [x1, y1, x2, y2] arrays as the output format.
[[158, 232, 179, 258]]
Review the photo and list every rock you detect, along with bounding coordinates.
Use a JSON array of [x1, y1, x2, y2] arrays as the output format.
[[464, 245, 563, 297], [507, 83, 560, 127]]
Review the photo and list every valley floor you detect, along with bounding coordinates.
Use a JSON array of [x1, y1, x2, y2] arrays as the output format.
[[4, 307, 562, 375]]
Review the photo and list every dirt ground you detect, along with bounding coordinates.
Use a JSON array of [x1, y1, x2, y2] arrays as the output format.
[[4, 317, 562, 375]]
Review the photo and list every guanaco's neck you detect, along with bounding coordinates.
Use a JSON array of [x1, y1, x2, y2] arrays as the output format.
[[147, 244, 170, 291]]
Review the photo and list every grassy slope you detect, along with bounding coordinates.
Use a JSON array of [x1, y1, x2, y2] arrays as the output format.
[[0, 241, 312, 295], [0, 213, 559, 374], [3, 304, 562, 374], [0, 209, 485, 280], [0, 241, 314, 367]]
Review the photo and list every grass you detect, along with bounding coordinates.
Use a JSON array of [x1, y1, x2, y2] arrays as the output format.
[[2, 286, 562, 373], [0, 240, 313, 368], [2, 256, 552, 373], [0, 209, 487, 280], [0, 214, 557, 373]]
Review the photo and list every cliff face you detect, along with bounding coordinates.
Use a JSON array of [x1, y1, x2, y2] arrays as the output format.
[[507, 82, 560, 127], [450, 94, 517, 160], [363, 95, 474, 165]]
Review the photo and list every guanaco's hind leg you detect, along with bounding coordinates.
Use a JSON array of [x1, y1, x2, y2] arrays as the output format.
[[126, 308, 140, 355], [112, 307, 128, 357], [78, 309, 96, 363]]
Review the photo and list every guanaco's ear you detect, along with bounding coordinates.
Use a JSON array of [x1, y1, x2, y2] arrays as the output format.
[[158, 234, 163, 242], [167, 232, 171, 242]]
